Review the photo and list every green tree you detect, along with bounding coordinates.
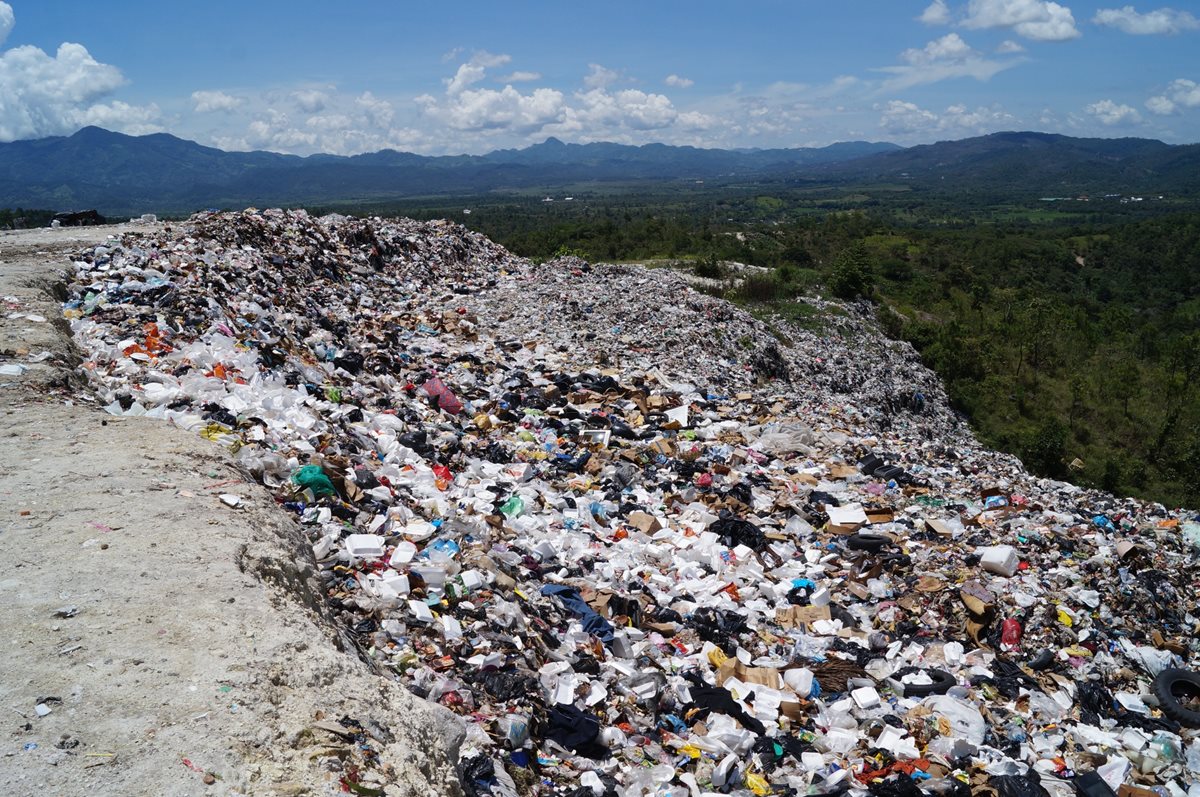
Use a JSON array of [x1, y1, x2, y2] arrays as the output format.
[[828, 242, 873, 300], [1024, 417, 1068, 479]]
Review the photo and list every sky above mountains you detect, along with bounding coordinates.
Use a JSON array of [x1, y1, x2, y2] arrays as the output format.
[[1, 0, 1198, 155]]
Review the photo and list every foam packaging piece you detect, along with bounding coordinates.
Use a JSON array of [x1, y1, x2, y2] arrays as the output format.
[[978, 544, 1019, 576]]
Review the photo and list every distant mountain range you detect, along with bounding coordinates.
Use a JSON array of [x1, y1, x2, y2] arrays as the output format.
[[819, 131, 1200, 197], [0, 126, 1196, 215]]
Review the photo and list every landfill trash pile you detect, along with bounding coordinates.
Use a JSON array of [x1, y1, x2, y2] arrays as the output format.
[[63, 209, 1200, 797]]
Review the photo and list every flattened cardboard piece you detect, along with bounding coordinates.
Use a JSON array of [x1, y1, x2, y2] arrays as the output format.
[[779, 700, 810, 720], [1118, 787, 1160, 797], [647, 439, 675, 457], [776, 604, 832, 629], [1115, 540, 1142, 559], [718, 659, 782, 690], [847, 582, 872, 600], [925, 518, 955, 536], [627, 511, 663, 534], [865, 507, 894, 524]]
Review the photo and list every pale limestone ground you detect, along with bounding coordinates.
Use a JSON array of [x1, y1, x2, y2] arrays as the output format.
[[0, 225, 462, 797]]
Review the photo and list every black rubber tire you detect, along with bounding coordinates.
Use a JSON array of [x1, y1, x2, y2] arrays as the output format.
[[892, 667, 955, 697], [1152, 668, 1200, 727], [847, 532, 891, 552]]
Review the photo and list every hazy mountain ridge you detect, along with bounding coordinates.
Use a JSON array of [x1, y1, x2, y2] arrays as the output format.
[[1, 126, 1197, 214], [0, 128, 896, 213], [818, 131, 1200, 196]]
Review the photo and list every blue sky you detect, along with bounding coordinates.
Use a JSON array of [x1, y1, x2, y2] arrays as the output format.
[[1, 0, 1198, 154]]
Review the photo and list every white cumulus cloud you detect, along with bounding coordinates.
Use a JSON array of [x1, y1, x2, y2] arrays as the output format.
[[1145, 78, 1200, 115], [75, 100, 162, 136], [446, 51, 512, 95], [0, 41, 159, 141], [665, 74, 694, 88], [879, 98, 1013, 136], [1086, 98, 1142, 125], [291, 89, 330, 113], [416, 55, 718, 146], [583, 63, 619, 90], [0, 2, 13, 46], [880, 34, 1020, 90], [920, 0, 952, 24], [419, 85, 566, 133], [205, 84, 433, 156], [191, 90, 243, 113], [355, 91, 394, 127], [902, 33, 976, 63], [996, 39, 1027, 52], [1093, 6, 1199, 34], [576, 89, 678, 130], [880, 100, 940, 134], [0, 2, 161, 141], [305, 113, 354, 131], [963, 0, 1081, 41], [1145, 95, 1177, 115]]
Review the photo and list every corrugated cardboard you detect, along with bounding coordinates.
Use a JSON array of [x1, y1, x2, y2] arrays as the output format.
[[776, 605, 831, 628], [718, 659, 782, 689]]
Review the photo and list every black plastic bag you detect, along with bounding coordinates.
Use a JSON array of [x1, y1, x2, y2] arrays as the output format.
[[991, 774, 1050, 797], [710, 513, 766, 551]]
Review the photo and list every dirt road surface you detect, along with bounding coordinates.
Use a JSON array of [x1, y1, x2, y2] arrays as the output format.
[[0, 225, 462, 796]]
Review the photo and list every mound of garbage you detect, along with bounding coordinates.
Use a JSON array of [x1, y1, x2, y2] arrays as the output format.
[[64, 209, 1200, 797]]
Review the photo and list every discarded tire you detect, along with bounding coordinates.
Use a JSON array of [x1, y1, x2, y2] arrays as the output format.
[[847, 533, 891, 552], [890, 667, 955, 697], [1152, 668, 1200, 727]]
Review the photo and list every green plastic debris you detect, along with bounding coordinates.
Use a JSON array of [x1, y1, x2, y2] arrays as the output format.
[[500, 495, 525, 518], [291, 464, 336, 496]]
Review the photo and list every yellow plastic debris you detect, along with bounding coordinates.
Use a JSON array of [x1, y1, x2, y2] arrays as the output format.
[[746, 772, 771, 795]]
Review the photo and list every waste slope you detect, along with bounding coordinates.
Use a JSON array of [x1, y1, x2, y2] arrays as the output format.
[[63, 210, 1200, 796]]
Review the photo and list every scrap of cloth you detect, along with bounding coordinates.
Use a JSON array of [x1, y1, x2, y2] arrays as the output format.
[[541, 584, 615, 644]]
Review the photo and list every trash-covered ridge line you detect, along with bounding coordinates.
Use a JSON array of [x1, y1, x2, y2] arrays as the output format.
[[64, 209, 1200, 797]]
